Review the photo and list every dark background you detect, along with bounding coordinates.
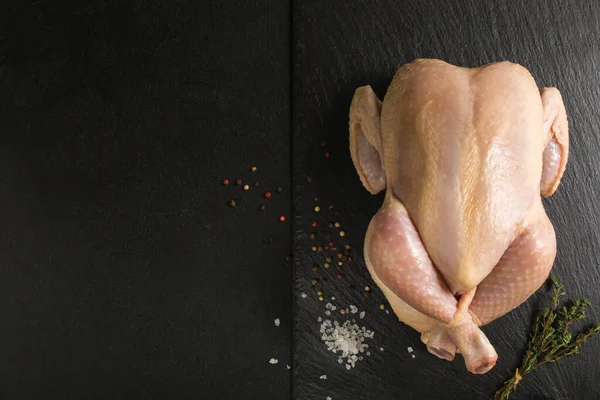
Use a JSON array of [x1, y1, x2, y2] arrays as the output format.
[[1, 1, 291, 399], [2, 1, 600, 400]]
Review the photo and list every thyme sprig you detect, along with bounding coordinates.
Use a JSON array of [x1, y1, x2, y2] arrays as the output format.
[[492, 277, 600, 400]]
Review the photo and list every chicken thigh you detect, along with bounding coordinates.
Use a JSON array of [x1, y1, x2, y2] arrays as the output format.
[[349, 59, 569, 374]]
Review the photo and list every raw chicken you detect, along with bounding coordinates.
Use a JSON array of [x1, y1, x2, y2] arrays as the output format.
[[349, 58, 569, 374]]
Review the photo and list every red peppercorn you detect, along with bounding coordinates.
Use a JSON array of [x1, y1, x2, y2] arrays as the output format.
[[279, 215, 286, 222], [325, 152, 330, 158], [264, 191, 272, 199], [324, 246, 329, 250], [348, 256, 352, 262], [337, 274, 343, 279], [328, 205, 334, 210], [222, 179, 229, 185], [311, 221, 318, 227]]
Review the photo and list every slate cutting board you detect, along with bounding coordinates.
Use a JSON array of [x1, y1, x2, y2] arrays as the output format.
[[293, 1, 600, 399]]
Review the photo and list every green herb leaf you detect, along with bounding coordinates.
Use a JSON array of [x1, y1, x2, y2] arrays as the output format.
[[491, 276, 600, 400]]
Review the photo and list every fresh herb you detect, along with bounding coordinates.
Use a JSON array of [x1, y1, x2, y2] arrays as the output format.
[[492, 276, 600, 400]]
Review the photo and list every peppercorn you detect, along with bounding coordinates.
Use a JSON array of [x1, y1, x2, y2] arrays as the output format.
[[227, 200, 236, 207], [222, 179, 229, 185], [279, 216, 286, 222], [314, 206, 321, 212], [339, 231, 346, 237], [250, 166, 257, 172], [312, 264, 319, 272], [259, 204, 266, 211], [235, 179, 242, 186], [334, 222, 340, 228], [276, 185, 283, 193], [243, 184, 250, 190], [264, 191, 272, 199]]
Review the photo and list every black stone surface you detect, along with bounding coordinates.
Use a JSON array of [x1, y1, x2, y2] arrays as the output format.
[[293, 1, 600, 399], [1, 1, 291, 399]]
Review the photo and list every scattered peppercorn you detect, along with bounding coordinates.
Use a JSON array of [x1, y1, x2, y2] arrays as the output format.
[[264, 191, 272, 199], [312, 246, 317, 252], [339, 231, 346, 237], [259, 204, 266, 211], [227, 200, 236, 207], [347, 256, 352, 262], [334, 222, 340, 228], [312, 221, 318, 227], [328, 223, 334, 228], [243, 184, 250, 190], [324, 263, 330, 269], [345, 244, 351, 249], [340, 309, 345, 314], [280, 216, 286, 222], [317, 290, 323, 296], [326, 257, 332, 263], [319, 296, 324, 301], [325, 152, 330, 158], [276, 185, 283, 193], [328, 205, 334, 210], [222, 179, 230, 185], [365, 286, 371, 291], [235, 179, 242, 186], [314, 206, 321, 212], [338, 262, 343, 266], [250, 166, 257, 172], [337, 273, 343, 279], [380, 304, 385, 310], [312, 264, 319, 272], [309, 233, 316, 240]]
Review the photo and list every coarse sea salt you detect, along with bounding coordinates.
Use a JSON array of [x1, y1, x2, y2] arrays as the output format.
[[320, 319, 374, 369], [320, 374, 327, 380], [269, 358, 278, 364], [274, 318, 280, 327]]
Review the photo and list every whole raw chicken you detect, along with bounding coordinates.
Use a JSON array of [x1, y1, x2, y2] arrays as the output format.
[[349, 58, 569, 374]]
